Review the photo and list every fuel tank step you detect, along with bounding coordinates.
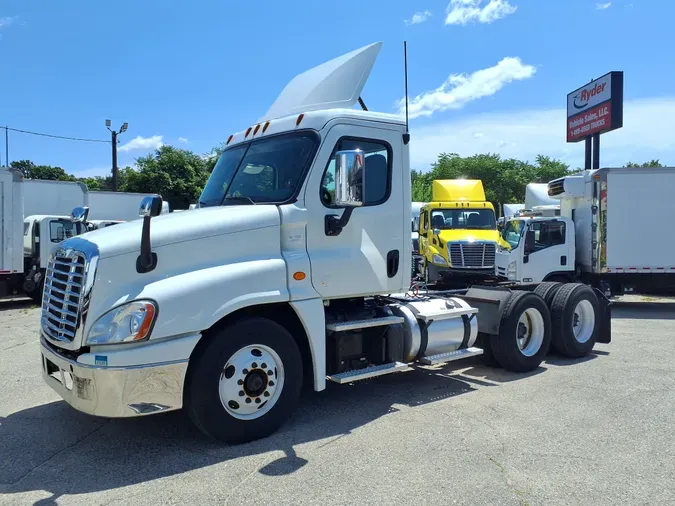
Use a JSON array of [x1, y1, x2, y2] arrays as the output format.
[[326, 316, 404, 332], [327, 362, 409, 384], [419, 347, 484, 365]]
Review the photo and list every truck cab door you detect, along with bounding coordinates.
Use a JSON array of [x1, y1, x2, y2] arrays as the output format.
[[520, 220, 570, 282], [304, 123, 405, 299]]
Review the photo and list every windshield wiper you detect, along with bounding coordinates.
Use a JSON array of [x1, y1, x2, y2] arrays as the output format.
[[223, 196, 256, 205]]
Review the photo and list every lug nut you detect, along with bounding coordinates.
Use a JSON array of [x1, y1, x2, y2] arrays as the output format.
[[245, 398, 252, 404], [252, 362, 258, 368], [267, 370, 274, 376], [237, 379, 243, 385], [261, 363, 267, 369], [269, 381, 275, 387], [242, 368, 249, 374], [264, 391, 270, 397], [255, 398, 261, 404], [238, 391, 245, 397]]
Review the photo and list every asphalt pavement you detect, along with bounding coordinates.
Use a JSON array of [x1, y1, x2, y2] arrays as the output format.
[[1, 296, 674, 505]]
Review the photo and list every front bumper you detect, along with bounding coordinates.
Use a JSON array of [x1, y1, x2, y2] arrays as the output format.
[[40, 338, 189, 418], [427, 262, 495, 282]]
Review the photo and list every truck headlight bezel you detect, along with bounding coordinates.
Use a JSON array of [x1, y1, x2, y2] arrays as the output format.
[[507, 261, 517, 281], [432, 254, 448, 266], [85, 300, 158, 345]]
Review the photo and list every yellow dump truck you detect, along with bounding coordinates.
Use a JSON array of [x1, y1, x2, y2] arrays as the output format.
[[418, 180, 501, 285]]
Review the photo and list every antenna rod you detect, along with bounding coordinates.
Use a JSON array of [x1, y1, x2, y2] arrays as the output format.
[[404, 41, 409, 133]]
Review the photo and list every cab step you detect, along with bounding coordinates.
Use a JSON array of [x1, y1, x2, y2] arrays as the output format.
[[327, 362, 409, 384], [326, 316, 404, 332], [419, 347, 484, 365]]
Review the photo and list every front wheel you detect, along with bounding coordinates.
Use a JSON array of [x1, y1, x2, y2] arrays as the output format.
[[185, 317, 303, 444]]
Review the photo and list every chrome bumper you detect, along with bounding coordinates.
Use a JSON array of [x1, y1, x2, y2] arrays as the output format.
[[40, 339, 188, 418]]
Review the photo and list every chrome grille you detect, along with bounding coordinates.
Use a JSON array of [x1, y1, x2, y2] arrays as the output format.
[[41, 251, 86, 343], [449, 242, 496, 269]]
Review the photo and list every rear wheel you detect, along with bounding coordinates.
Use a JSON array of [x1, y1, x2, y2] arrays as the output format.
[[534, 282, 563, 307], [492, 291, 551, 373], [476, 332, 501, 368], [185, 317, 303, 444], [550, 283, 599, 358]]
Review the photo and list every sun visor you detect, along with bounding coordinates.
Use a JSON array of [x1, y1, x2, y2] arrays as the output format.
[[259, 42, 383, 122]]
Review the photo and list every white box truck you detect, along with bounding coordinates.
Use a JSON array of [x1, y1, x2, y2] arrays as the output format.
[[38, 42, 611, 444], [496, 167, 675, 295], [1, 170, 89, 300], [87, 191, 157, 222]]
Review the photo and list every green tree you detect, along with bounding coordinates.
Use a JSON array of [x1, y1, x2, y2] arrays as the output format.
[[10, 160, 76, 181], [123, 146, 210, 209], [412, 153, 570, 216], [625, 159, 664, 168]]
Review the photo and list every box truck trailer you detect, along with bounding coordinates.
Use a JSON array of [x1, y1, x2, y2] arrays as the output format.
[[496, 167, 675, 295]]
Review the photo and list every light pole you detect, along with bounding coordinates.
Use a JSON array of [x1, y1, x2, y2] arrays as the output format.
[[106, 120, 128, 191]]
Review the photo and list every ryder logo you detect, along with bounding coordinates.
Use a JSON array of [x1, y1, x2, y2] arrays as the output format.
[[573, 82, 607, 110]]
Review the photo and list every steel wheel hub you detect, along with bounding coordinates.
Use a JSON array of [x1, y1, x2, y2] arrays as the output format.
[[218, 344, 284, 420]]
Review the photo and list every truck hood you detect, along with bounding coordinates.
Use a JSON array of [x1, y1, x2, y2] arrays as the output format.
[[79, 205, 280, 259]]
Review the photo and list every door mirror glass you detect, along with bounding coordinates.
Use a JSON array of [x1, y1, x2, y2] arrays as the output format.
[[524, 230, 535, 254], [139, 195, 163, 217], [333, 149, 364, 207], [412, 217, 419, 233], [71, 206, 90, 223]]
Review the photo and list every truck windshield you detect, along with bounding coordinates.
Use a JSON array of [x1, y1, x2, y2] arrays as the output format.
[[199, 132, 319, 207], [501, 219, 525, 249], [49, 220, 82, 243], [430, 209, 496, 230]]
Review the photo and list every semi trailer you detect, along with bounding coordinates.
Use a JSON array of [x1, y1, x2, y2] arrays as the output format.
[[39, 42, 611, 444]]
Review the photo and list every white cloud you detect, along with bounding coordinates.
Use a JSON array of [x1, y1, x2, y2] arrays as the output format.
[[178, 137, 188, 144], [400, 57, 536, 119], [118, 135, 163, 153], [445, 0, 517, 25], [0, 16, 17, 29], [596, 2, 612, 9], [73, 167, 111, 178], [405, 11, 432, 25], [409, 97, 675, 171]]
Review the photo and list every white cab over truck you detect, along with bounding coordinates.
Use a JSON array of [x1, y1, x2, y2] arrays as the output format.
[[87, 191, 157, 222], [39, 43, 611, 444], [1, 169, 89, 300], [496, 167, 675, 295]]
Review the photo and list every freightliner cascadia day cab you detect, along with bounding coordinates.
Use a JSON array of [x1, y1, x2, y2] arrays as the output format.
[[39, 43, 611, 444], [495, 167, 675, 295], [417, 180, 501, 285]]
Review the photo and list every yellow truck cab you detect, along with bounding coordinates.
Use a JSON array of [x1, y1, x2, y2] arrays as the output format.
[[419, 180, 500, 284]]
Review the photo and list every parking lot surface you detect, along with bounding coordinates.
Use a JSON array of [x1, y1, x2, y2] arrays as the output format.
[[1, 297, 674, 505]]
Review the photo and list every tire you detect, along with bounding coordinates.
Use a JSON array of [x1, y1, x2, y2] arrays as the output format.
[[534, 282, 563, 307], [185, 317, 303, 444], [476, 332, 501, 368], [549, 283, 599, 358], [492, 291, 552, 373]]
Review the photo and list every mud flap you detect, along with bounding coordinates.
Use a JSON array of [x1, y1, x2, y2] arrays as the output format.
[[593, 288, 612, 344]]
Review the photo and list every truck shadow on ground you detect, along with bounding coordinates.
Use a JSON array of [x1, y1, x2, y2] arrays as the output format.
[[611, 302, 675, 320], [0, 298, 37, 312], [0, 358, 571, 503]]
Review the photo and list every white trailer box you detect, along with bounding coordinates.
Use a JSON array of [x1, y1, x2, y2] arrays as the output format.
[[23, 179, 89, 217], [87, 191, 155, 222], [503, 203, 524, 218], [0, 168, 24, 275]]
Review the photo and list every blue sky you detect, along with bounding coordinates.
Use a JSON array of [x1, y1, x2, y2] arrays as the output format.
[[2, 0, 674, 177]]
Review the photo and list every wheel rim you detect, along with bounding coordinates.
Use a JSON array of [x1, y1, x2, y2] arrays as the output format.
[[218, 344, 284, 420], [516, 308, 545, 357], [572, 299, 595, 343]]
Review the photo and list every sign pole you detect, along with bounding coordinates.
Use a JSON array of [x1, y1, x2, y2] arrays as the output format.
[[585, 137, 592, 170], [592, 133, 600, 170]]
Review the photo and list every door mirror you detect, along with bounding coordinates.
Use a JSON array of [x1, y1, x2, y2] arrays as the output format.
[[412, 217, 419, 233], [524, 230, 535, 254], [71, 206, 90, 223], [139, 195, 163, 218], [333, 149, 364, 207], [433, 228, 441, 236]]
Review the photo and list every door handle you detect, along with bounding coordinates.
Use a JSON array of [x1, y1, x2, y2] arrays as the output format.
[[561, 255, 567, 266], [387, 250, 399, 278]]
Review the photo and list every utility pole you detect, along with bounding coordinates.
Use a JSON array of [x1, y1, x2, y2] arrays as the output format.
[[106, 120, 128, 191]]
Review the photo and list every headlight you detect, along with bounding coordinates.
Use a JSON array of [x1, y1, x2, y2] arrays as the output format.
[[432, 254, 448, 266], [85, 300, 157, 345], [507, 261, 517, 281]]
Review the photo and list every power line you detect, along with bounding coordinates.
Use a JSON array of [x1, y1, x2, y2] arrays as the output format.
[[2, 126, 110, 144]]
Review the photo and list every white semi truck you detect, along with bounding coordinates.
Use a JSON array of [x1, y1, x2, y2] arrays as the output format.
[[38, 43, 611, 444], [1, 169, 90, 300], [496, 167, 675, 295]]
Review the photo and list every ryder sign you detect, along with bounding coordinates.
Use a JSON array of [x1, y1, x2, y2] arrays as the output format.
[[567, 72, 623, 142]]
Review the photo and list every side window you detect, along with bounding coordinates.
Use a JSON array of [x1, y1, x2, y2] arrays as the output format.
[[320, 138, 391, 207], [530, 221, 565, 252], [23, 222, 30, 236]]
